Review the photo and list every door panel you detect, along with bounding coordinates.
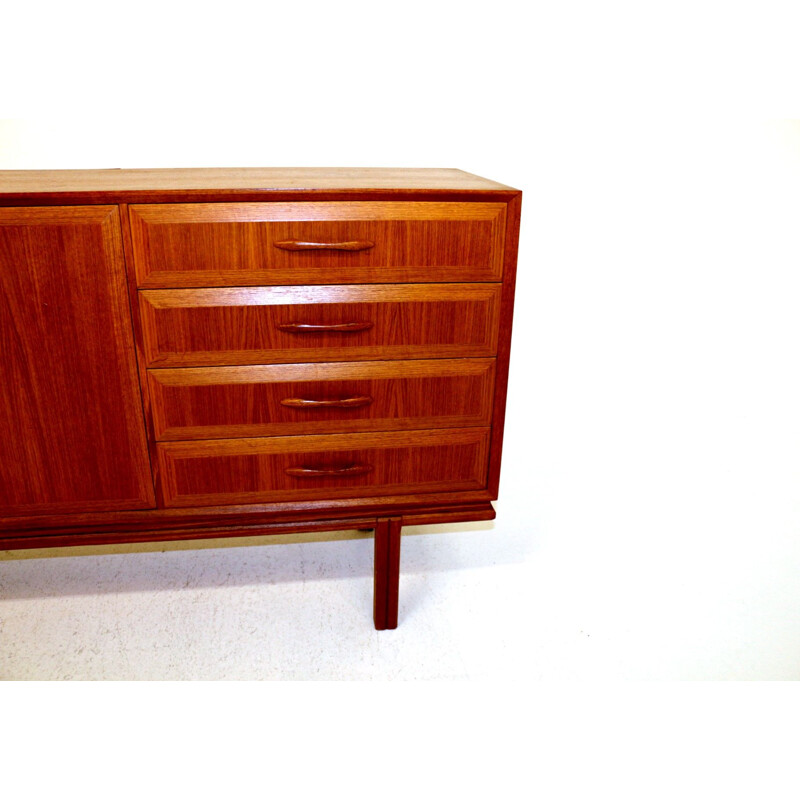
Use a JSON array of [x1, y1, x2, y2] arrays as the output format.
[[0, 206, 154, 516]]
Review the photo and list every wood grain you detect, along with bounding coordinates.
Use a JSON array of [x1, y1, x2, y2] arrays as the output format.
[[0, 168, 516, 194], [129, 202, 506, 287], [0, 168, 520, 634], [277, 321, 374, 333], [139, 284, 502, 367], [487, 192, 522, 497], [0, 495, 497, 538], [157, 428, 491, 508], [280, 396, 374, 409], [0, 502, 495, 550], [118, 203, 162, 505], [147, 358, 495, 440], [0, 206, 154, 516], [273, 239, 375, 251], [373, 517, 402, 630], [285, 463, 373, 478]]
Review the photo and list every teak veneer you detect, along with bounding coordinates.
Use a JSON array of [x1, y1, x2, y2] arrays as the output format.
[[0, 168, 521, 630]]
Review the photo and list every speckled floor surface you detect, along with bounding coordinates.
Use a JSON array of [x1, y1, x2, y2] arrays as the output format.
[[3, 511, 800, 680], [0, 522, 539, 680]]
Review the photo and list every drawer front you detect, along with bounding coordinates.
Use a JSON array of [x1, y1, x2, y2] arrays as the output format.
[[148, 358, 496, 440], [130, 202, 506, 287], [158, 428, 491, 508], [140, 284, 501, 367]]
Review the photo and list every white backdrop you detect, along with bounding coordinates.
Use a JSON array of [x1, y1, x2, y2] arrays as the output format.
[[4, 117, 800, 680], [0, 0, 800, 679], [3, 1, 800, 794]]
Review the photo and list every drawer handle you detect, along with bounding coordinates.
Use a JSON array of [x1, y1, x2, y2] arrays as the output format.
[[274, 240, 375, 251], [285, 463, 373, 478], [278, 321, 373, 334], [281, 396, 374, 409]]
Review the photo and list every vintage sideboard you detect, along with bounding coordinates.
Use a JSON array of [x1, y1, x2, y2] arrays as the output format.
[[0, 168, 521, 629]]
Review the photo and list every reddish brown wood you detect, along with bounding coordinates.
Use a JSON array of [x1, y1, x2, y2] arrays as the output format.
[[0, 168, 519, 207], [0, 517, 381, 551], [285, 464, 373, 478], [0, 168, 516, 194], [400, 503, 496, 527], [0, 500, 496, 542], [1, 189, 521, 208], [0, 206, 154, 516], [0, 169, 521, 631], [147, 359, 495, 440], [486, 192, 522, 498], [277, 321, 374, 334], [385, 518, 402, 629], [138, 284, 501, 367], [274, 239, 375, 251], [374, 517, 402, 630], [118, 203, 163, 505], [280, 395, 374, 409], [373, 518, 389, 630], [157, 428, 491, 508], [128, 201, 506, 287]]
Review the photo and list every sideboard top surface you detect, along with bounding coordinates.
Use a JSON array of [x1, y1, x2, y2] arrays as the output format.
[[0, 168, 518, 200]]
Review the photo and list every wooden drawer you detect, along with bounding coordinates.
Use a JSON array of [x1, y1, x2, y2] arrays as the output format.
[[129, 202, 506, 287], [157, 428, 491, 508], [148, 358, 496, 440], [140, 284, 501, 367]]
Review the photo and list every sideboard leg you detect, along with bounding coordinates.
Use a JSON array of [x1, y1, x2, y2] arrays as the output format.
[[373, 517, 402, 630]]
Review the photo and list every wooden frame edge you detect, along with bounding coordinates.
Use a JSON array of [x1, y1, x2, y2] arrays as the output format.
[[0, 502, 495, 551]]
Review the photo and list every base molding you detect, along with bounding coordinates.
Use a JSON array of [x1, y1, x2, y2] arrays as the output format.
[[0, 501, 495, 551], [0, 501, 496, 631]]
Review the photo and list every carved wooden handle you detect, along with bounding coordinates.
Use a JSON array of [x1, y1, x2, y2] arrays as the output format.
[[277, 322, 373, 334], [281, 396, 374, 409], [274, 240, 374, 251], [285, 463, 373, 478]]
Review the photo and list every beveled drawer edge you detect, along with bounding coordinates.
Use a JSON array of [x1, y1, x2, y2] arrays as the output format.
[[147, 357, 497, 385], [129, 199, 508, 221], [159, 426, 490, 459], [139, 282, 502, 307]]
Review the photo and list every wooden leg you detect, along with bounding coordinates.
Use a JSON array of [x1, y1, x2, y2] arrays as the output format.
[[373, 517, 402, 630]]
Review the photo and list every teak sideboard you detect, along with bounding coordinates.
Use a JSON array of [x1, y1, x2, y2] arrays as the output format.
[[0, 168, 521, 629]]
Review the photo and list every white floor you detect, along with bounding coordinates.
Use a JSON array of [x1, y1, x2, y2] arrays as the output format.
[[2, 501, 799, 680], [0, 522, 533, 681]]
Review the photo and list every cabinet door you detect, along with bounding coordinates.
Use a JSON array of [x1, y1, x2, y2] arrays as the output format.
[[0, 206, 154, 516]]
